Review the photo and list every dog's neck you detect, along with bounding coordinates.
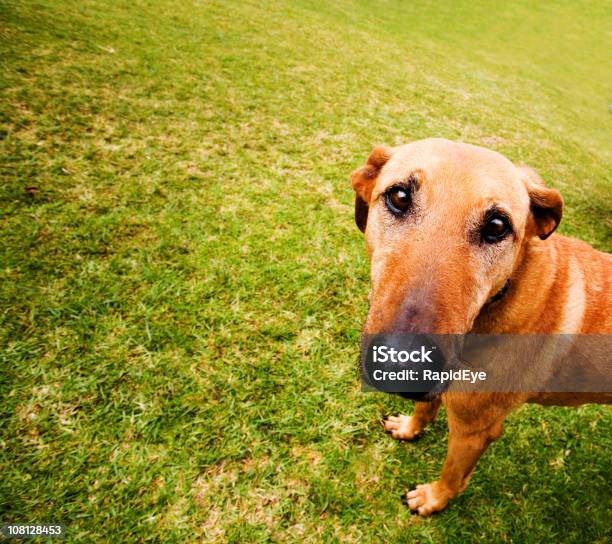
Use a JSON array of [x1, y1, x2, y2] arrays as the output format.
[[484, 280, 510, 307], [472, 236, 561, 334]]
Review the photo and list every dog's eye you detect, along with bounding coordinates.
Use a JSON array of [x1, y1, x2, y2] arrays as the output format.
[[481, 214, 511, 243], [385, 186, 412, 215]]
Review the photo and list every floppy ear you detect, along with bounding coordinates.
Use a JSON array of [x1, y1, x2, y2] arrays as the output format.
[[519, 165, 563, 240], [351, 146, 392, 233]]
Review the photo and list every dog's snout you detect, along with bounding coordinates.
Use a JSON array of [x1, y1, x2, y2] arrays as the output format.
[[393, 299, 438, 334], [361, 333, 452, 398], [366, 276, 474, 336]]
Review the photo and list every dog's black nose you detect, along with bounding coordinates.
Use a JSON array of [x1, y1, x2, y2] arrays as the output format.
[[360, 333, 451, 396]]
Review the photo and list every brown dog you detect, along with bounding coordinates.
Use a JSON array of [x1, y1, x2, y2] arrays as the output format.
[[351, 138, 611, 516]]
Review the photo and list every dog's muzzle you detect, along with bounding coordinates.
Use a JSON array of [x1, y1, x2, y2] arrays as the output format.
[[360, 333, 461, 401]]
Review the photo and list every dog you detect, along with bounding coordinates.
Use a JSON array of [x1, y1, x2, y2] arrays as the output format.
[[351, 138, 611, 516]]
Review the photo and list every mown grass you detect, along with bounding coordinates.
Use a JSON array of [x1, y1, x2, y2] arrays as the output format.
[[1, 0, 610, 542]]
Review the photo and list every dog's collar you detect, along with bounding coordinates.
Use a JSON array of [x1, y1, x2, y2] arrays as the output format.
[[485, 279, 510, 307]]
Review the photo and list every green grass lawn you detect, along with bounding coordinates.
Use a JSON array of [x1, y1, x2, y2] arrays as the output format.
[[1, 0, 610, 542]]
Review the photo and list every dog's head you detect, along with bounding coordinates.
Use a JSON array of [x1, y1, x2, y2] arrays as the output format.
[[352, 138, 563, 336]]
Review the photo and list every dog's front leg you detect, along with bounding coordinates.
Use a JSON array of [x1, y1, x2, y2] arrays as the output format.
[[406, 423, 502, 515], [406, 397, 508, 516], [383, 399, 441, 440]]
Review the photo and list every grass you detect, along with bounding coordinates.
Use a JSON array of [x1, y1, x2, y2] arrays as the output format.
[[0, 0, 610, 542]]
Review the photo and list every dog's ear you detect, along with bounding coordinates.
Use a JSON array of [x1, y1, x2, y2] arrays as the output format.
[[351, 146, 392, 233], [519, 165, 563, 240]]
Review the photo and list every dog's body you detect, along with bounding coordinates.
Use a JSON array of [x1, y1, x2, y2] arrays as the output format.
[[351, 139, 611, 515]]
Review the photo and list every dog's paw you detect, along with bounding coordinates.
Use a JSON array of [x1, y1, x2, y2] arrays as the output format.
[[382, 414, 422, 440], [405, 481, 450, 516]]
